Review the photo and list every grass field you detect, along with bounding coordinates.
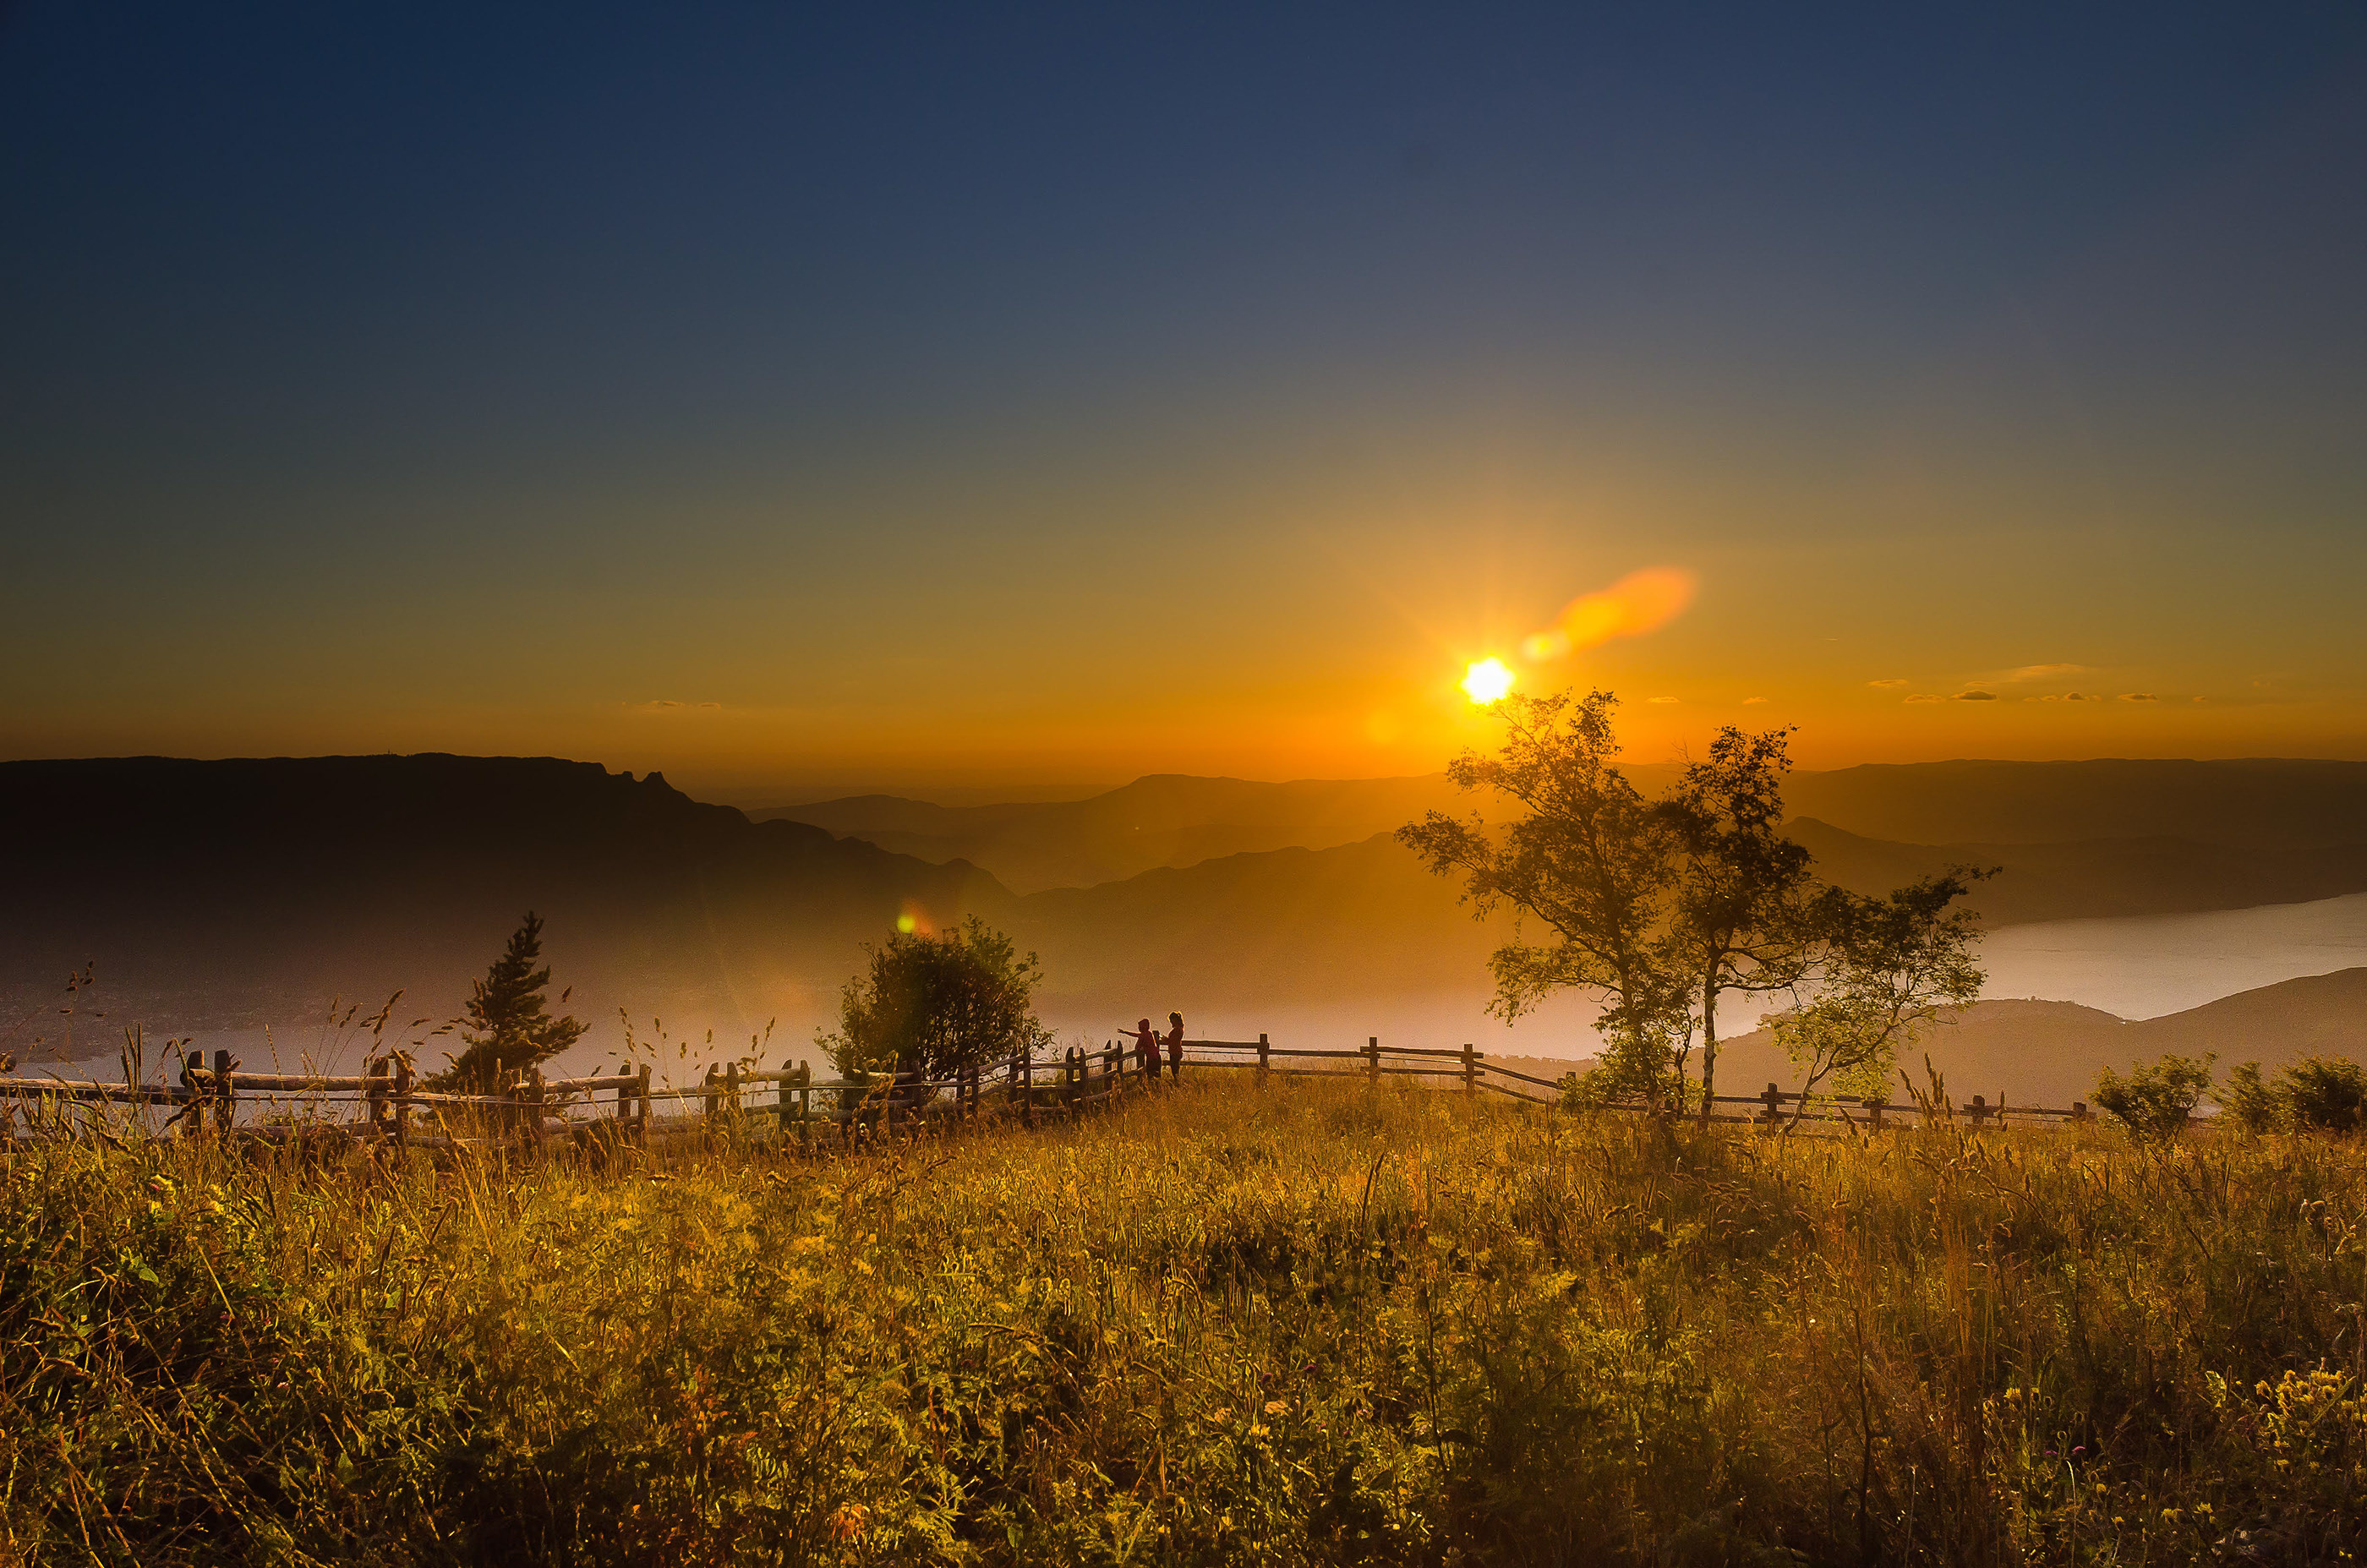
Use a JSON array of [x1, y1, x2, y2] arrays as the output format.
[[4, 1079, 2364, 1565]]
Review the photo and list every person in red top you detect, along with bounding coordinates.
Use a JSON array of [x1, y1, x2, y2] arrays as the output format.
[[1127, 1018, 1159, 1084], [1164, 1012, 1185, 1079]]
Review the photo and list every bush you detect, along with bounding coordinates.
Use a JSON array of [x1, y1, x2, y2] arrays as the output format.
[[2225, 1057, 2367, 1134], [817, 915, 1052, 1081], [2095, 1052, 2214, 1141]]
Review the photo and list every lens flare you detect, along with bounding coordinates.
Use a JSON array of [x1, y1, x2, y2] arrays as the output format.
[[1523, 567, 1697, 662], [1461, 657, 1515, 704]]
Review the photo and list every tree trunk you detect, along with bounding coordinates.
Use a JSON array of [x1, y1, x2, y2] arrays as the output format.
[[1698, 966, 1719, 1127]]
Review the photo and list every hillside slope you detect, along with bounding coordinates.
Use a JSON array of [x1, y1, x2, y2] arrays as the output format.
[[0, 755, 1011, 1043], [758, 773, 1473, 893], [1701, 970, 2367, 1111], [767, 760, 2367, 910]]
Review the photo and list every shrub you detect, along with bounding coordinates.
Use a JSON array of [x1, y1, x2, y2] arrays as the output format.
[[2094, 1052, 2214, 1141], [817, 915, 1052, 1080], [2224, 1061, 2277, 1133], [2224, 1056, 2367, 1134]]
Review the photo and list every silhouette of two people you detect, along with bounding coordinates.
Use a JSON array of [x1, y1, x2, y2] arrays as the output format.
[[1126, 1012, 1185, 1083]]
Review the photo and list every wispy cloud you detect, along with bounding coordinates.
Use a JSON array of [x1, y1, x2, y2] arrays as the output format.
[[1955, 691, 1998, 702], [1867, 678, 1909, 689], [1741, 696, 1768, 705], [1522, 568, 1697, 662], [1904, 693, 1945, 704], [1986, 663, 2093, 684], [1648, 695, 1681, 704], [2118, 692, 2157, 702], [627, 699, 724, 713]]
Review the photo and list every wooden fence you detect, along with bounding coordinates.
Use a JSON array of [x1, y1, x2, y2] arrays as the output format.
[[0, 1035, 2098, 1150]]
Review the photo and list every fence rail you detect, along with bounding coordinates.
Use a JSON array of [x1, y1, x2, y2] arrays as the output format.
[[0, 1033, 2100, 1153]]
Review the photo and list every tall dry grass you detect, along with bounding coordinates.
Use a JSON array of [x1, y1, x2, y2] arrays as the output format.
[[3, 1079, 2364, 1564]]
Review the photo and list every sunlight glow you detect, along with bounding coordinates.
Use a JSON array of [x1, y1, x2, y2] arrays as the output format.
[[1523, 566, 1697, 662], [1461, 657, 1516, 705]]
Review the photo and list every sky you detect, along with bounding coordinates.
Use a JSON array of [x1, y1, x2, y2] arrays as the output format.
[[4, 3, 2364, 803]]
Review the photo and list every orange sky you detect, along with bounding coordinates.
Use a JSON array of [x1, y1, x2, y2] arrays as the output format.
[[5, 11, 2363, 802]]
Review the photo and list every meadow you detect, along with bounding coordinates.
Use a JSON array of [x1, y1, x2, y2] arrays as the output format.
[[4, 1080, 2364, 1565]]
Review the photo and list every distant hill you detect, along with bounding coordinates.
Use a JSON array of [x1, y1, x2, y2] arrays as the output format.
[[766, 758, 2367, 901], [1788, 819, 2367, 925], [756, 773, 1471, 893], [0, 755, 1009, 1052], [1003, 834, 1506, 1013], [1782, 759, 2367, 851], [1701, 969, 2367, 1111]]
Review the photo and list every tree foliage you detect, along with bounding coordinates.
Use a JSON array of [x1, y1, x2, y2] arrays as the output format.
[[2095, 1052, 2216, 1142], [817, 915, 1052, 1080], [432, 911, 585, 1092], [1659, 725, 1817, 1118], [1773, 871, 1989, 1108], [1402, 688, 1989, 1117], [1397, 691, 1691, 1111]]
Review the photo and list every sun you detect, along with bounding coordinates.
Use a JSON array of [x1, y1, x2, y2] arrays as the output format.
[[1461, 657, 1515, 705]]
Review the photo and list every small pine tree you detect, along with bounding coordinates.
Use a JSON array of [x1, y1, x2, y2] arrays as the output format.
[[433, 912, 586, 1092]]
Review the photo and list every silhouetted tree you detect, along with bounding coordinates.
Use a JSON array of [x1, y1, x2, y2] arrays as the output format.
[[1773, 871, 1988, 1113], [1659, 726, 1817, 1123], [818, 915, 1053, 1082], [432, 912, 586, 1092], [1397, 690, 1692, 1112]]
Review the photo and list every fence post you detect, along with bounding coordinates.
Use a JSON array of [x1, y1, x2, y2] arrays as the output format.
[[1257, 1032, 1271, 1087], [796, 1062, 812, 1145], [528, 1067, 549, 1156], [619, 1069, 636, 1147], [1759, 1082, 1783, 1127], [725, 1062, 741, 1146], [1968, 1094, 1990, 1128], [395, 1057, 413, 1155], [1366, 1036, 1380, 1086], [1862, 1097, 1886, 1131], [2070, 1101, 2089, 1126], [368, 1057, 391, 1142], [1064, 1046, 1082, 1112], [702, 1065, 719, 1149], [1102, 1041, 1119, 1098], [1461, 1042, 1477, 1097], [1021, 1052, 1035, 1128], [179, 1049, 204, 1139], [213, 1048, 235, 1139], [635, 1064, 651, 1148]]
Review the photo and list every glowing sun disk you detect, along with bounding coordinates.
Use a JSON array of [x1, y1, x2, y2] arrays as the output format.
[[1462, 658, 1515, 705]]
